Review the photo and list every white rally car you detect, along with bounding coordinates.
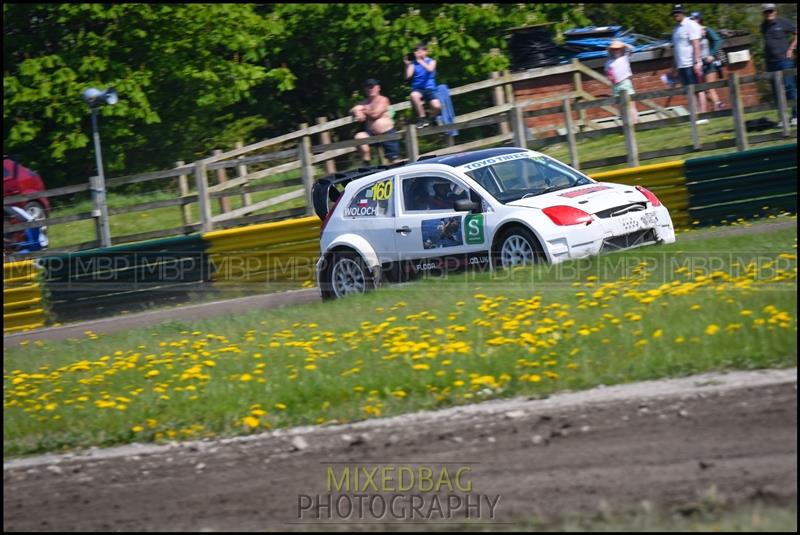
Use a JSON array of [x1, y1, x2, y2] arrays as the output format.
[[313, 147, 675, 299]]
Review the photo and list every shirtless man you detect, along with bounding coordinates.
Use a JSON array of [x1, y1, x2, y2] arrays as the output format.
[[350, 78, 400, 165]]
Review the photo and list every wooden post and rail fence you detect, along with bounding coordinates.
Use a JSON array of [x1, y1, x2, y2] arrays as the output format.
[[4, 64, 796, 254]]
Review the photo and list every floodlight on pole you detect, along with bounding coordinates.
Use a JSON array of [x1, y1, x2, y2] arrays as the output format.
[[83, 87, 117, 248]]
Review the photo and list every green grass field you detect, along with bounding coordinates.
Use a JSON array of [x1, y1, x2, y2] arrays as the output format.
[[510, 501, 797, 532], [4, 219, 796, 458]]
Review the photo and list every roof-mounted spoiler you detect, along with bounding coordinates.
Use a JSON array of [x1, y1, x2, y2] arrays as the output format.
[[311, 161, 405, 220]]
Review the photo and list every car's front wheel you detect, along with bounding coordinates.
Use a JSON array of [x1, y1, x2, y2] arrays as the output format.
[[320, 250, 378, 300], [494, 226, 544, 270]]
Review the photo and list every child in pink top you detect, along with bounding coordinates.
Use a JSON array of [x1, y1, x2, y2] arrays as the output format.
[[605, 40, 638, 125]]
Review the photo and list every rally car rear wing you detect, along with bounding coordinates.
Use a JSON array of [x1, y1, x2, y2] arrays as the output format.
[[311, 162, 405, 220]]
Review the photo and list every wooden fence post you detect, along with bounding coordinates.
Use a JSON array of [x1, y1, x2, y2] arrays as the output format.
[[620, 89, 639, 166], [509, 104, 527, 148], [492, 71, 510, 135], [177, 160, 192, 227], [571, 59, 588, 130], [563, 97, 579, 169], [195, 161, 213, 232], [685, 84, 701, 151], [729, 73, 748, 151], [502, 69, 514, 105], [298, 123, 315, 215], [316, 116, 337, 174], [89, 174, 112, 248], [235, 141, 252, 207], [212, 149, 232, 214], [774, 70, 790, 137], [404, 125, 419, 162]]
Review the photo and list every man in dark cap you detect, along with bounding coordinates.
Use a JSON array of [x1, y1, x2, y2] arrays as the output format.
[[761, 3, 797, 125], [350, 78, 401, 165]]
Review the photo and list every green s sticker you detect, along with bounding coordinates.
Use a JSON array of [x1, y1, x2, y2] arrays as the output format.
[[464, 214, 485, 245]]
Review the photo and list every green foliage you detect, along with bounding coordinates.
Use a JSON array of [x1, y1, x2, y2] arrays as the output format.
[[4, 3, 587, 189]]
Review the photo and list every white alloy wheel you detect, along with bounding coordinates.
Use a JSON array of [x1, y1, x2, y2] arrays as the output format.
[[331, 256, 367, 297], [500, 234, 535, 269]]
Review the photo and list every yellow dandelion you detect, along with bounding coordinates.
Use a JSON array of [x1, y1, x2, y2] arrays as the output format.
[[243, 416, 260, 429], [705, 324, 720, 336]]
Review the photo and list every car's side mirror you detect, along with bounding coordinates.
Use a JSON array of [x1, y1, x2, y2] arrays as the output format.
[[454, 199, 481, 213]]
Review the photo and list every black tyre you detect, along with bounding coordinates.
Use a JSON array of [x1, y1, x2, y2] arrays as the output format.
[[320, 250, 379, 300], [492, 226, 544, 270]]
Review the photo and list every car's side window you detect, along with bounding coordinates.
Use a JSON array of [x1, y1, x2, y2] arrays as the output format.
[[344, 177, 394, 218], [401, 176, 469, 212]]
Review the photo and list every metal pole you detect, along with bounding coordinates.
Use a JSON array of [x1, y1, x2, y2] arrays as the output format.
[[90, 108, 112, 247]]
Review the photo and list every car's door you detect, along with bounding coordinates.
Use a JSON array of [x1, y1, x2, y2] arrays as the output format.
[[394, 171, 490, 273]]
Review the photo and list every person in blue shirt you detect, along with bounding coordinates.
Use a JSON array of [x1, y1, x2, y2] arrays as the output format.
[[404, 43, 441, 128]]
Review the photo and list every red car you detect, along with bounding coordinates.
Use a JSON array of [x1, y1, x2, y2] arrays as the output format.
[[3, 158, 51, 220]]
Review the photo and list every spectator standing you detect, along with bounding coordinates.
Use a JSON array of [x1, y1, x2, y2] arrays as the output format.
[[350, 78, 400, 165], [404, 43, 442, 129], [690, 12, 726, 113], [760, 3, 797, 126], [605, 40, 638, 125], [670, 4, 707, 124]]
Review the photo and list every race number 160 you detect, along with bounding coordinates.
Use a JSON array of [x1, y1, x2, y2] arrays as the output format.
[[372, 180, 392, 201]]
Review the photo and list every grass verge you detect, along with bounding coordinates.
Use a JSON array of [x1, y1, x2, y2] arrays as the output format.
[[505, 500, 797, 532], [3, 219, 796, 457]]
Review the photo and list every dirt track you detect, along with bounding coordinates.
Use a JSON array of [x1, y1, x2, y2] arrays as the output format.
[[4, 368, 796, 531]]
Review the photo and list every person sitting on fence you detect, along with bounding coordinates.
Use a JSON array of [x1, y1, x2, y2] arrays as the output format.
[[350, 78, 401, 166], [690, 11, 726, 113], [404, 42, 441, 129], [605, 40, 638, 125]]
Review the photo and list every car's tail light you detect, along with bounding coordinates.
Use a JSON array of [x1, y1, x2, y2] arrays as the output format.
[[319, 196, 342, 237], [635, 186, 661, 207], [542, 205, 593, 226]]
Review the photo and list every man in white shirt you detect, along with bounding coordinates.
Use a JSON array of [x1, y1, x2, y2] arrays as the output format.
[[671, 4, 706, 122]]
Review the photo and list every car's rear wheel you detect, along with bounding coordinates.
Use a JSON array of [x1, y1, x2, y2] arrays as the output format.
[[320, 250, 377, 300], [494, 226, 544, 269]]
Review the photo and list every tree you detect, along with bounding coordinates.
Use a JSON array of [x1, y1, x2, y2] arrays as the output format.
[[4, 4, 289, 188], [4, 3, 588, 190]]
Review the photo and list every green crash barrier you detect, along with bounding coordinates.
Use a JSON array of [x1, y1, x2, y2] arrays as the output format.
[[684, 143, 797, 226], [36, 234, 213, 323]]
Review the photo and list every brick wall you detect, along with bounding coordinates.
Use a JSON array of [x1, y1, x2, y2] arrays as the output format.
[[514, 42, 759, 136]]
